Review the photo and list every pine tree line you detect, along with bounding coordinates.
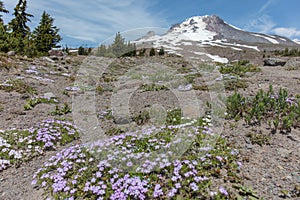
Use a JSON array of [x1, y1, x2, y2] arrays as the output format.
[[274, 48, 300, 57], [0, 0, 61, 56], [95, 32, 137, 57], [95, 32, 165, 58]]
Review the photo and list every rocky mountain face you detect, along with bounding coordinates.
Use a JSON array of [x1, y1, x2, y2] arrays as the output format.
[[135, 15, 299, 63]]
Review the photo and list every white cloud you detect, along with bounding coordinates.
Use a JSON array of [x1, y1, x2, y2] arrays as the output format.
[[259, 0, 274, 13], [2, 0, 168, 45], [243, 0, 278, 34], [244, 14, 276, 33], [272, 27, 300, 38]]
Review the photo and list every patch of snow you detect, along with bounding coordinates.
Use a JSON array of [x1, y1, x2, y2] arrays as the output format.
[[279, 37, 286, 41], [206, 54, 228, 63], [266, 34, 276, 38], [201, 41, 227, 48], [224, 22, 243, 31], [179, 41, 193, 46], [194, 52, 228, 63], [194, 52, 206, 56], [213, 40, 260, 51], [136, 15, 217, 49], [293, 39, 300, 44], [251, 34, 279, 44], [231, 47, 243, 51]]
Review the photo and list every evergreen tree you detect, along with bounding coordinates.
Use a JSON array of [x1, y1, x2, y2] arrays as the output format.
[[150, 47, 155, 56], [158, 47, 165, 56], [0, 0, 9, 23], [111, 32, 126, 57], [78, 46, 85, 55], [33, 11, 61, 52], [9, 0, 33, 38], [0, 23, 9, 52], [97, 44, 107, 56]]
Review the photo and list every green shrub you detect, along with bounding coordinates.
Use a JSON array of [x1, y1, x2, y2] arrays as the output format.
[[149, 47, 155, 56], [139, 83, 169, 92], [226, 85, 300, 133], [0, 79, 37, 94], [224, 79, 248, 91], [158, 47, 165, 56], [132, 110, 150, 125], [219, 61, 261, 77], [166, 108, 182, 125]]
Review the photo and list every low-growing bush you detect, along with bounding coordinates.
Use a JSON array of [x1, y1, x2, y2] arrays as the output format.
[[226, 85, 300, 133], [24, 96, 58, 110], [51, 103, 72, 116], [139, 84, 169, 92], [224, 79, 248, 91], [0, 79, 37, 94], [219, 60, 261, 77]]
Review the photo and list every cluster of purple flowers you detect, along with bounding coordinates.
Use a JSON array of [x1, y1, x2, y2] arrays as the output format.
[[31, 112, 241, 199], [0, 120, 79, 171]]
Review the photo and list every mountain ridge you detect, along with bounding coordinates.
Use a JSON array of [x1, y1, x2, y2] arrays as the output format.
[[135, 15, 299, 62]]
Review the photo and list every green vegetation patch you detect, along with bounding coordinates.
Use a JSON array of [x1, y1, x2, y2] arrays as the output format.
[[226, 85, 300, 133], [0, 79, 37, 94], [0, 119, 80, 171]]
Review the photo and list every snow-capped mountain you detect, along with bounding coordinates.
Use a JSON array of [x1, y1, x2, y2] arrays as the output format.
[[135, 15, 299, 62]]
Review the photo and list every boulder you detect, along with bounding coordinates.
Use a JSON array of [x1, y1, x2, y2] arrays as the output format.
[[7, 51, 16, 57], [284, 57, 300, 70], [263, 58, 286, 66]]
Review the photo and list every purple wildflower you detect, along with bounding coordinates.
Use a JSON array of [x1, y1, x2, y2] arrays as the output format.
[[219, 187, 228, 196], [153, 184, 163, 198]]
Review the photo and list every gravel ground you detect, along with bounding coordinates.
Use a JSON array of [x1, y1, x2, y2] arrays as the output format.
[[0, 55, 299, 199]]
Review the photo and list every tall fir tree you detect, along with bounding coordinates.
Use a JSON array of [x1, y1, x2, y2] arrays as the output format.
[[9, 0, 33, 38], [0, 1, 9, 52], [150, 47, 155, 56], [0, 0, 9, 23], [111, 32, 126, 57], [33, 11, 61, 52]]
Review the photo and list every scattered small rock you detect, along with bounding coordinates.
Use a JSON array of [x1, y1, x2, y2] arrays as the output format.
[[50, 56, 59, 61], [178, 84, 193, 91], [48, 49, 64, 57], [43, 92, 56, 99], [113, 116, 131, 125], [7, 51, 16, 57], [42, 57, 55, 63]]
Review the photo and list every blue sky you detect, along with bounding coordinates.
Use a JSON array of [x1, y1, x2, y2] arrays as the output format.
[[2, 0, 300, 47]]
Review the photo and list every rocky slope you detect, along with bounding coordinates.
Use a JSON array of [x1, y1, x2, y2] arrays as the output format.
[[135, 15, 299, 62]]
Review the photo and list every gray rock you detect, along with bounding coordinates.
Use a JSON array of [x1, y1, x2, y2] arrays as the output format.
[[48, 49, 64, 57], [43, 92, 56, 99], [284, 57, 300, 70], [178, 84, 193, 91], [7, 51, 16, 57], [113, 116, 131, 125], [50, 56, 59, 61], [43, 57, 55, 63], [264, 58, 286, 66]]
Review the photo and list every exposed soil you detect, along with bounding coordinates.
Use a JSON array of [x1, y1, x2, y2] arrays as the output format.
[[0, 54, 299, 199]]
